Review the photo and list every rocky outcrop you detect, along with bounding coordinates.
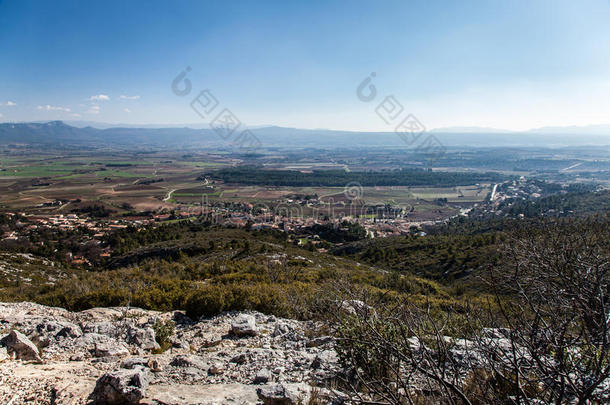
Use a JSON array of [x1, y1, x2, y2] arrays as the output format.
[[91, 366, 149, 404], [169, 354, 209, 370], [3, 302, 605, 404], [0, 302, 339, 404], [256, 383, 313, 404], [95, 341, 130, 358], [0, 330, 42, 363]]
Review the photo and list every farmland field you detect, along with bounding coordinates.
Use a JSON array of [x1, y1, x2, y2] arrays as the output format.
[[0, 149, 493, 222]]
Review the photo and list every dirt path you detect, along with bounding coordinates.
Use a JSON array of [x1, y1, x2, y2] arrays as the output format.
[[163, 189, 176, 202]]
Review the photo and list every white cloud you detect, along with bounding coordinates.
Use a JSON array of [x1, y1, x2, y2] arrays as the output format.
[[71, 113, 81, 118], [120, 95, 140, 100], [37, 105, 71, 112], [123, 108, 131, 113], [89, 94, 110, 101], [0, 113, 3, 118], [87, 105, 100, 114], [6, 101, 16, 106]]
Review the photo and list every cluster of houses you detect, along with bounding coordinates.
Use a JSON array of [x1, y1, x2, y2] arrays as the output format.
[[0, 213, 135, 265], [1, 197, 444, 264]]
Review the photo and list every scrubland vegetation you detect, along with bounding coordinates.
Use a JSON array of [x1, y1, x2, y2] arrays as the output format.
[[0, 223, 472, 319]]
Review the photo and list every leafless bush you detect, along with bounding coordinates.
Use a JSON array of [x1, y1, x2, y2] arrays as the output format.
[[328, 217, 609, 404], [323, 283, 482, 404], [483, 217, 610, 404]]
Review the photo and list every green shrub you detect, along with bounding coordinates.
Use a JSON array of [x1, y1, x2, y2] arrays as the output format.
[[185, 285, 229, 318], [152, 319, 175, 353]]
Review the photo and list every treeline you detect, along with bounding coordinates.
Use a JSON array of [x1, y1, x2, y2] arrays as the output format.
[[105, 222, 286, 256], [310, 221, 367, 243], [72, 204, 116, 218], [204, 167, 505, 187], [136, 178, 164, 185], [500, 189, 610, 217]]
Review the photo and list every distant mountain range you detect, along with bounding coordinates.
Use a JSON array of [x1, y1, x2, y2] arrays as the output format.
[[429, 126, 514, 134], [0, 121, 608, 149], [431, 124, 610, 136]]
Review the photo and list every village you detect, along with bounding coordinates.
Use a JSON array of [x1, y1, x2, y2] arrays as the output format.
[[0, 203, 438, 265]]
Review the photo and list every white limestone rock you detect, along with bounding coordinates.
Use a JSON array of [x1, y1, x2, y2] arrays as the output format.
[[231, 314, 258, 337]]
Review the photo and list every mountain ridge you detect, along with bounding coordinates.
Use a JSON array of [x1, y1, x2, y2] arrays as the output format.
[[0, 121, 608, 148]]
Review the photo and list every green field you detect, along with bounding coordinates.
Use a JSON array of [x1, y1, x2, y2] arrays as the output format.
[[0, 151, 491, 221], [94, 169, 145, 178], [0, 164, 77, 177]]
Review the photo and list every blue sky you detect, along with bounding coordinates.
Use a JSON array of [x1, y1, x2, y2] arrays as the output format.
[[1, 0, 610, 131]]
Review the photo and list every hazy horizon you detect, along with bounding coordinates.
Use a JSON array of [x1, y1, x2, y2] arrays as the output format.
[[4, 119, 610, 137]]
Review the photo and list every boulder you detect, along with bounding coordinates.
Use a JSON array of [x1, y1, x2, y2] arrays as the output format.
[[148, 358, 162, 372], [95, 341, 130, 358], [253, 368, 272, 384], [256, 384, 311, 405], [56, 323, 83, 339], [339, 300, 375, 317], [231, 314, 258, 337], [170, 354, 208, 370], [445, 337, 483, 369], [230, 353, 248, 364], [149, 383, 259, 404], [127, 326, 160, 351], [36, 320, 82, 339], [120, 357, 162, 372], [91, 366, 149, 405], [0, 330, 42, 363], [208, 363, 224, 375], [83, 321, 118, 336], [272, 321, 291, 338], [70, 353, 85, 361], [121, 357, 149, 369], [310, 350, 338, 370], [73, 333, 112, 351], [200, 333, 223, 348], [272, 321, 304, 341], [170, 337, 190, 349]]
